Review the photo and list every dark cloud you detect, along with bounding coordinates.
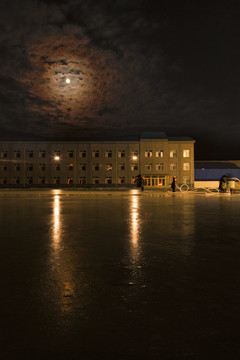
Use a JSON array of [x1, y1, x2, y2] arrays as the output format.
[[0, 0, 239, 158]]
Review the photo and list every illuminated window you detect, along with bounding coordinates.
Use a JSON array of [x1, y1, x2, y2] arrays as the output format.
[[170, 163, 177, 170], [105, 164, 112, 171], [183, 176, 191, 184], [145, 164, 152, 171], [93, 164, 99, 171], [79, 150, 86, 158], [79, 177, 86, 184], [156, 150, 164, 158], [183, 163, 190, 171], [105, 150, 112, 158], [92, 150, 99, 158], [183, 150, 190, 158], [131, 177, 136, 184], [0, 151, 7, 159], [118, 150, 125, 158], [92, 177, 99, 184], [145, 150, 152, 158], [105, 177, 112, 184], [118, 177, 125, 184], [131, 163, 138, 171], [39, 150, 46, 158], [14, 150, 21, 158], [170, 150, 177, 157], [156, 163, 164, 171], [67, 177, 73, 184], [119, 163, 125, 171], [80, 164, 86, 171], [68, 151, 74, 158]]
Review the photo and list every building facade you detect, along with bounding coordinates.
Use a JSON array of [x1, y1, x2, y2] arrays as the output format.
[[0, 132, 195, 188]]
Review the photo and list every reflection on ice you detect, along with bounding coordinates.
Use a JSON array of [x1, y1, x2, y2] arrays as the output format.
[[52, 191, 62, 250]]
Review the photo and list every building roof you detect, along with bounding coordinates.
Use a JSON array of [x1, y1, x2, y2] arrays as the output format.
[[168, 136, 195, 141], [140, 132, 168, 139], [195, 161, 240, 169]]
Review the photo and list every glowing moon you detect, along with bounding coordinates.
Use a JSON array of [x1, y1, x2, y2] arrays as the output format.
[[66, 78, 70, 84]]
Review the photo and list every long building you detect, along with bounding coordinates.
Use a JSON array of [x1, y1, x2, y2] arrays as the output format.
[[0, 132, 195, 188]]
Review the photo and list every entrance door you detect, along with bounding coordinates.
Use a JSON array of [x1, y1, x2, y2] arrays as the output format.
[[144, 176, 167, 187]]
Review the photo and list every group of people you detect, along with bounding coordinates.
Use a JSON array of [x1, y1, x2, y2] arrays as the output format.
[[135, 175, 177, 192]]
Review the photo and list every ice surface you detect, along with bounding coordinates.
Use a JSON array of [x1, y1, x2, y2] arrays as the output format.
[[1, 189, 240, 359]]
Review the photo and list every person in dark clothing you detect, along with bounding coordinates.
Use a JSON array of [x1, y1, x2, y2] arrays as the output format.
[[171, 176, 177, 192], [141, 176, 145, 191], [219, 175, 227, 192]]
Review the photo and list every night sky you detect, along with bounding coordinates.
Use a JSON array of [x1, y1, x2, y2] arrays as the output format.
[[0, 0, 239, 159]]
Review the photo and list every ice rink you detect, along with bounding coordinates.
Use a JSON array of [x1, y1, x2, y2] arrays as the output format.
[[1, 189, 240, 359]]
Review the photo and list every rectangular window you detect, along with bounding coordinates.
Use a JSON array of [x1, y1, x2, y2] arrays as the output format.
[[105, 164, 112, 171], [93, 164, 99, 171], [39, 177, 46, 184], [0, 151, 7, 159], [119, 163, 125, 171], [145, 164, 152, 171], [27, 150, 33, 158], [131, 150, 138, 157], [14, 151, 21, 158], [40, 164, 46, 171], [55, 164, 60, 171], [14, 177, 20, 184], [0, 177, 7, 184], [118, 177, 125, 184], [131, 177, 136, 184], [170, 163, 177, 170], [92, 177, 99, 184], [80, 164, 86, 171], [156, 150, 164, 158], [14, 164, 20, 171], [68, 163, 74, 171], [79, 177, 86, 184], [170, 150, 177, 157], [183, 150, 190, 157], [145, 150, 152, 158], [39, 150, 46, 158], [26, 164, 33, 171], [1, 164, 7, 171], [79, 150, 86, 158], [54, 150, 61, 157], [131, 163, 138, 171], [118, 150, 125, 158], [27, 177, 33, 184], [105, 177, 112, 184], [67, 177, 73, 184], [68, 151, 74, 158], [54, 177, 60, 184], [105, 150, 112, 158], [92, 150, 99, 158], [156, 163, 164, 171], [183, 176, 191, 185], [183, 163, 190, 171]]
